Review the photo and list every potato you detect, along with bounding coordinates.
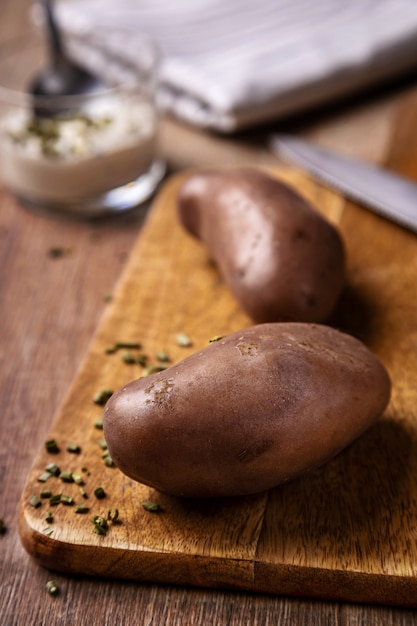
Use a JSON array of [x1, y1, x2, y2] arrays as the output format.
[[177, 168, 345, 323], [103, 323, 390, 498]]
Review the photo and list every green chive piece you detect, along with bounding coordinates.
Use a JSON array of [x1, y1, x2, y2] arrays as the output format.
[[37, 471, 52, 483], [66, 443, 81, 454], [93, 389, 113, 405], [94, 417, 104, 429], [176, 333, 192, 347], [135, 353, 148, 366], [94, 487, 106, 499], [40, 490, 52, 499], [156, 351, 170, 362], [92, 515, 108, 535], [79, 487, 88, 499], [97, 438, 108, 450], [107, 508, 119, 523], [45, 511, 53, 523], [45, 439, 60, 454], [143, 364, 168, 376], [71, 472, 84, 485], [29, 495, 41, 508], [142, 501, 161, 513], [103, 454, 114, 467], [60, 495, 74, 505], [59, 471, 74, 483], [106, 341, 141, 354], [75, 504, 90, 514], [209, 335, 223, 343], [49, 494, 62, 506], [45, 463, 60, 476], [46, 580, 59, 595], [122, 351, 135, 364]]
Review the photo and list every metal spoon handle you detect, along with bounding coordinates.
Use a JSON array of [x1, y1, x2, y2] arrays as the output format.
[[42, 0, 66, 64]]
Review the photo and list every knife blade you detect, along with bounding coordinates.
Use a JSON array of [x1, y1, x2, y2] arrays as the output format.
[[271, 134, 417, 234]]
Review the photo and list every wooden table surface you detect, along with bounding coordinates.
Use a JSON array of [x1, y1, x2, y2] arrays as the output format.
[[2, 1, 417, 624]]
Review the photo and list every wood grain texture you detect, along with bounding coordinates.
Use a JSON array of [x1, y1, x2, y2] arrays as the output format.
[[17, 165, 417, 607]]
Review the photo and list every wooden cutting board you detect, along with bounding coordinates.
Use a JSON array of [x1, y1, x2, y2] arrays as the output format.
[[19, 165, 417, 607]]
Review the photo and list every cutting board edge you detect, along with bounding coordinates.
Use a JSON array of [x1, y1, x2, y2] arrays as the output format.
[[19, 504, 417, 608]]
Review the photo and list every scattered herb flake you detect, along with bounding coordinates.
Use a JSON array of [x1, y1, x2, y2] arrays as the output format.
[[66, 443, 81, 454], [46, 580, 59, 595], [142, 501, 161, 513], [93, 389, 113, 405], [37, 471, 52, 483], [45, 511, 53, 523], [60, 495, 74, 506], [43, 526, 54, 536], [176, 333, 192, 347], [107, 508, 119, 523], [94, 487, 106, 499], [75, 504, 90, 514], [59, 471, 74, 483], [209, 335, 223, 343], [45, 463, 60, 476], [97, 438, 107, 450], [45, 439, 60, 454], [49, 494, 62, 506], [156, 351, 170, 362], [94, 417, 104, 429], [92, 515, 108, 535], [29, 495, 41, 508], [40, 490, 52, 499]]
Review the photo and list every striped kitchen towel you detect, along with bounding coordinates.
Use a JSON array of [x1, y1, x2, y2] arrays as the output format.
[[54, 0, 417, 132]]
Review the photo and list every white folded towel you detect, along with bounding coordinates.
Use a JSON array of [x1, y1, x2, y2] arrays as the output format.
[[55, 0, 417, 133]]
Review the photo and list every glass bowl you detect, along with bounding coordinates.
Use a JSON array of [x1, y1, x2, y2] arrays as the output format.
[[0, 28, 165, 218]]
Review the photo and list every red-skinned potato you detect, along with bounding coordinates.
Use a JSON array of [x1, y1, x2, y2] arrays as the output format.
[[177, 168, 345, 323], [103, 323, 390, 499]]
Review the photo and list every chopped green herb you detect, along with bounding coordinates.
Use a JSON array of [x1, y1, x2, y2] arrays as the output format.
[[45, 439, 60, 454], [105, 341, 142, 354], [46, 580, 59, 595], [209, 335, 223, 343], [92, 515, 108, 535], [103, 454, 114, 467], [94, 416, 104, 429], [97, 438, 107, 450], [40, 490, 52, 499], [135, 353, 149, 366], [45, 511, 53, 523], [176, 332, 192, 347], [29, 495, 41, 508], [107, 508, 119, 523], [79, 487, 88, 499], [122, 351, 136, 364], [75, 504, 90, 514], [48, 247, 72, 259], [66, 443, 81, 454], [156, 351, 170, 362], [93, 389, 113, 405], [94, 487, 106, 499], [45, 463, 60, 476], [60, 495, 74, 506], [43, 527, 54, 536], [49, 494, 62, 506], [37, 471, 52, 483], [59, 471, 74, 483], [71, 472, 84, 485], [143, 364, 168, 376], [142, 501, 161, 513]]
